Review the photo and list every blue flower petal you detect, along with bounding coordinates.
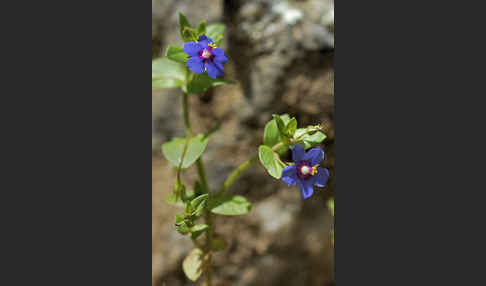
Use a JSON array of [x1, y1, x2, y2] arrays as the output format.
[[186, 56, 204, 74], [292, 145, 305, 163], [297, 179, 314, 199], [197, 35, 213, 47], [281, 165, 298, 186], [212, 48, 228, 63], [213, 61, 224, 72], [312, 167, 329, 187], [182, 42, 203, 57], [205, 61, 223, 78], [303, 147, 324, 166]]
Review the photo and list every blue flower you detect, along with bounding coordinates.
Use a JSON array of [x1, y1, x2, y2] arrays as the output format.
[[281, 145, 330, 199], [182, 35, 227, 79]]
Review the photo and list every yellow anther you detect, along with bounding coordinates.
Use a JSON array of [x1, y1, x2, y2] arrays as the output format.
[[311, 165, 319, 176], [208, 42, 217, 48]]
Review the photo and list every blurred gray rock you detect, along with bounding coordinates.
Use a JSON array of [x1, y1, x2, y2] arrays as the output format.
[[227, 0, 334, 127], [152, 89, 183, 154]]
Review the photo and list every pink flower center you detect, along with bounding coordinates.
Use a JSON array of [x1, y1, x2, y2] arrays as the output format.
[[199, 47, 214, 61], [297, 161, 312, 180]]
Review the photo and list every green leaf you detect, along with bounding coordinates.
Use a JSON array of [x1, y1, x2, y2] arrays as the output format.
[[182, 248, 203, 281], [263, 119, 280, 147], [194, 202, 206, 218], [294, 127, 307, 139], [280, 114, 291, 125], [272, 114, 295, 138], [293, 127, 327, 148], [190, 194, 208, 217], [284, 117, 297, 137], [196, 21, 206, 36], [187, 73, 232, 94], [152, 78, 179, 89], [166, 45, 188, 64], [209, 195, 251, 216], [165, 193, 184, 207], [164, 189, 195, 207], [178, 12, 191, 31], [263, 119, 289, 155], [187, 73, 212, 94], [184, 216, 194, 228], [185, 201, 193, 215], [206, 24, 225, 46], [258, 145, 284, 179], [175, 213, 185, 224], [161, 134, 209, 169], [179, 12, 194, 42], [302, 131, 326, 145], [152, 57, 187, 89], [272, 114, 286, 136], [297, 131, 327, 149], [210, 235, 227, 251], [175, 214, 190, 235], [184, 29, 196, 42], [190, 224, 209, 239], [191, 194, 208, 209]]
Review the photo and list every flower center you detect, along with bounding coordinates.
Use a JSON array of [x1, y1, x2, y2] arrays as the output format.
[[301, 165, 311, 175], [297, 161, 312, 179], [296, 161, 319, 180], [199, 48, 213, 61]]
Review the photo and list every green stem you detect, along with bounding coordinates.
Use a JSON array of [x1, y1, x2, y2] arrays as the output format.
[[182, 92, 213, 286], [216, 141, 288, 196], [204, 209, 213, 285], [196, 160, 209, 192], [216, 156, 257, 196], [182, 93, 209, 192], [182, 93, 192, 137], [175, 136, 190, 201], [271, 141, 286, 152]]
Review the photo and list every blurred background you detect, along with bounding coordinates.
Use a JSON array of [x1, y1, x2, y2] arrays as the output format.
[[152, 0, 334, 285]]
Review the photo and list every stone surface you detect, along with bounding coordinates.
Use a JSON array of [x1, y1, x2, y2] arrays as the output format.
[[152, 0, 334, 285]]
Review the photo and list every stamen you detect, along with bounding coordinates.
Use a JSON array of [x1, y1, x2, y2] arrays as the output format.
[[311, 165, 319, 176]]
